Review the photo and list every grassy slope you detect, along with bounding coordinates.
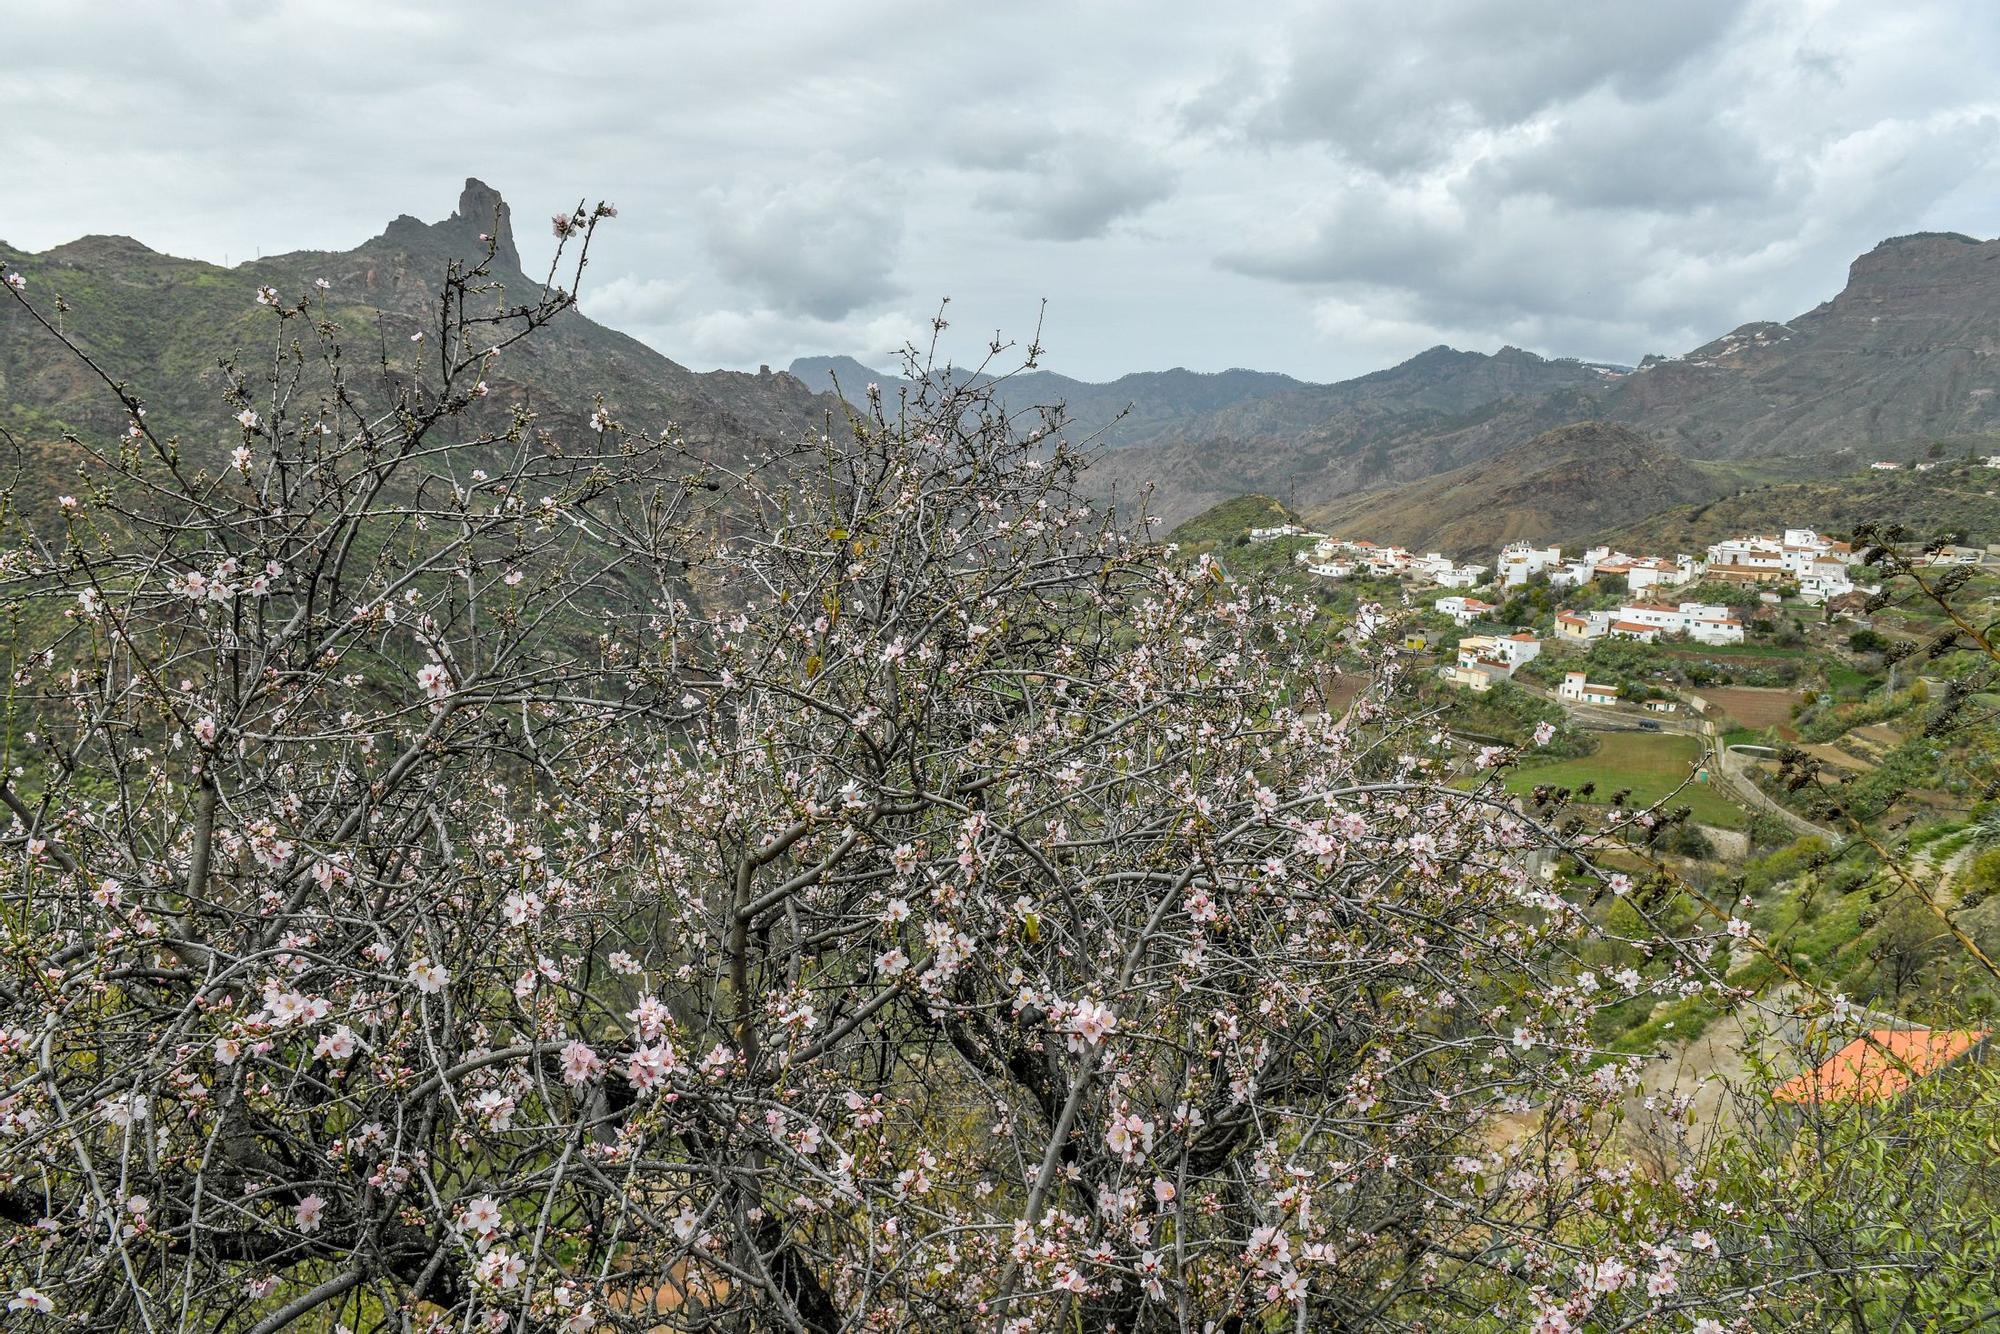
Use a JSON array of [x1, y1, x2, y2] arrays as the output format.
[[1506, 731, 1747, 829]]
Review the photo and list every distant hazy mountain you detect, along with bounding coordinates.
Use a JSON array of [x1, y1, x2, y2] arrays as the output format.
[[794, 344, 1621, 527], [1597, 233, 2000, 456], [1079, 351, 1621, 528], [787, 355, 1306, 448]]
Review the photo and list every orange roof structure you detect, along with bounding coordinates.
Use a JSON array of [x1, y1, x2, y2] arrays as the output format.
[[1772, 1029, 1988, 1104]]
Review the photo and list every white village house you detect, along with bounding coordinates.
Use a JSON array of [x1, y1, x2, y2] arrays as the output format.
[[1554, 600, 1744, 646], [1436, 595, 1499, 627], [1438, 632, 1541, 692], [1496, 541, 1703, 593], [1497, 542, 1563, 588], [1457, 633, 1541, 672], [1587, 551, 1704, 593], [1249, 524, 1319, 543], [1617, 600, 1745, 645], [1705, 528, 1858, 602], [1301, 538, 1487, 588], [1557, 671, 1620, 706], [1434, 563, 1490, 589]]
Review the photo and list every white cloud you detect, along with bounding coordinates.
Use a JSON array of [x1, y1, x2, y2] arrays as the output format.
[[1215, 0, 2000, 368], [582, 275, 691, 329]]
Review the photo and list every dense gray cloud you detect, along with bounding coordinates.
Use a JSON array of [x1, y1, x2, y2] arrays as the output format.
[[975, 135, 1179, 241], [4, 1, 2000, 380], [1231, 2, 1747, 173], [699, 163, 904, 320]]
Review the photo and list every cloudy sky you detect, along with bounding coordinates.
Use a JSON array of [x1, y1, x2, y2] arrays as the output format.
[[7, 0, 2000, 382]]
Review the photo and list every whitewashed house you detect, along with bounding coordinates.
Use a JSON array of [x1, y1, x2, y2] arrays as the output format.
[[1617, 554, 1702, 592], [1558, 671, 1621, 706], [1614, 600, 1744, 645], [1456, 633, 1541, 673], [1440, 632, 1540, 691], [1436, 595, 1499, 627], [1706, 529, 1858, 598], [1249, 524, 1314, 543], [1604, 617, 1661, 644], [1434, 563, 1489, 589], [1497, 542, 1563, 588], [1406, 552, 1455, 580], [1310, 537, 1487, 587]]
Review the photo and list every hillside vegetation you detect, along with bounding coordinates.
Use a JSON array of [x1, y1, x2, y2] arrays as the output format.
[[1304, 421, 1725, 557], [1602, 457, 2000, 551]]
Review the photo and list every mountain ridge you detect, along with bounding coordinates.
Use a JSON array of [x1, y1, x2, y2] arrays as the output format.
[[1086, 227, 2000, 526], [1, 179, 841, 473]]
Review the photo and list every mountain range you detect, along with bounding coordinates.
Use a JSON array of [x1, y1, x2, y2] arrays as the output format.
[[803, 231, 2000, 531], [8, 178, 2000, 550]]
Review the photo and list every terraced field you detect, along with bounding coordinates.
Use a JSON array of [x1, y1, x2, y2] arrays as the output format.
[[1505, 731, 1749, 829], [1694, 685, 1803, 730]]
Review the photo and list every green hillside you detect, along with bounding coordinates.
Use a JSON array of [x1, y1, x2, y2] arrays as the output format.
[[1165, 493, 1301, 547]]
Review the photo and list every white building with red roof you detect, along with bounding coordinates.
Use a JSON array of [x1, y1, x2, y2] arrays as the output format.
[[1614, 600, 1744, 645]]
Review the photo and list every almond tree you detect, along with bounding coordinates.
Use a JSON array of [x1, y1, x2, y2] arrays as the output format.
[[0, 214, 1802, 1332]]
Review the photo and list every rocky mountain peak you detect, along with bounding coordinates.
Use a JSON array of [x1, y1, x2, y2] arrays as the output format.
[[1841, 230, 1990, 290], [452, 177, 519, 272]]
